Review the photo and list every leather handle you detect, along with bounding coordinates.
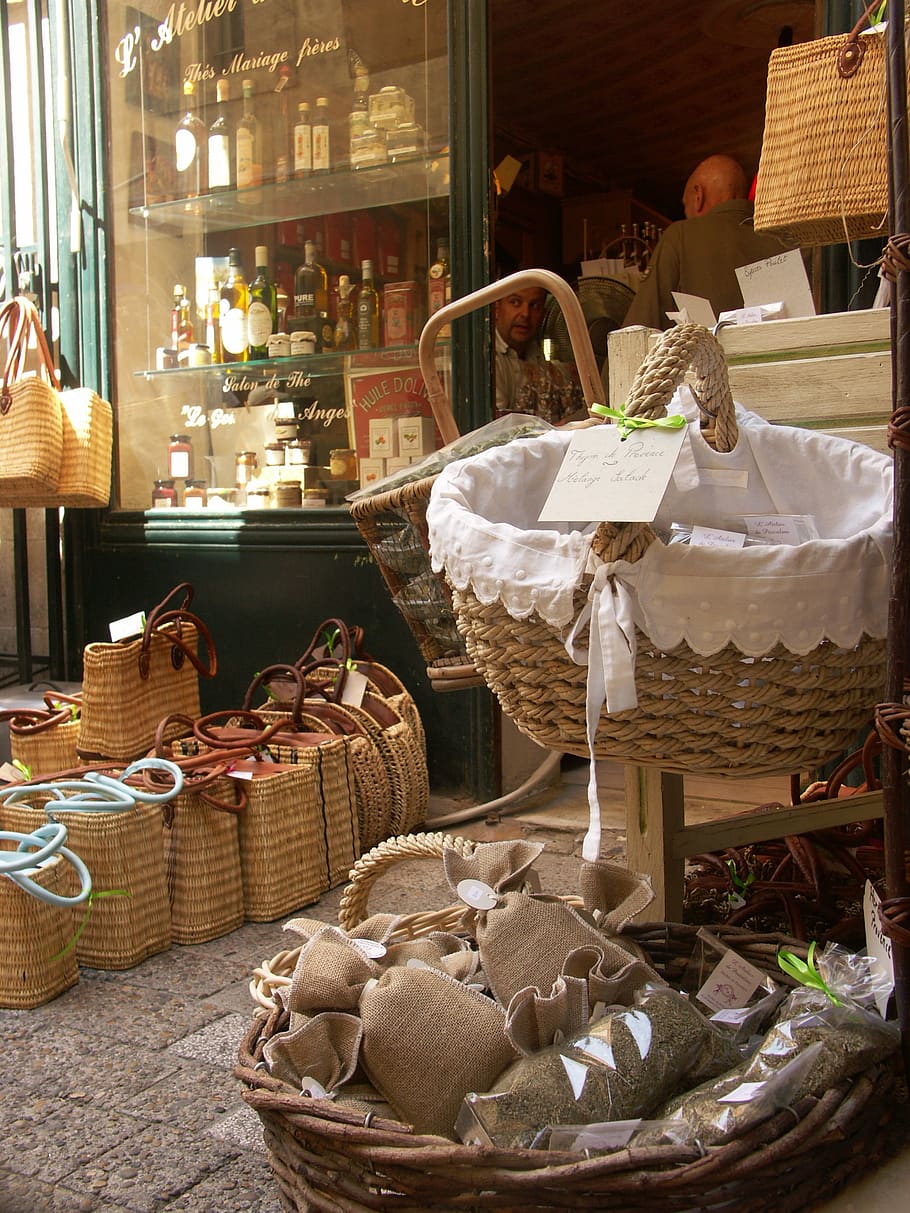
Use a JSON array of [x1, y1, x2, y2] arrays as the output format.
[[138, 608, 217, 681], [0, 296, 59, 415], [838, 0, 884, 78], [242, 663, 307, 722]]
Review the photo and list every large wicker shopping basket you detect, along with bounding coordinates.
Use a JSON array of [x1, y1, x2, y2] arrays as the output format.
[[423, 317, 892, 779], [348, 269, 605, 692], [237, 832, 902, 1213]]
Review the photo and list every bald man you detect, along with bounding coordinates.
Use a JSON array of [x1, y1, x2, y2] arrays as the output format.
[[622, 154, 795, 330]]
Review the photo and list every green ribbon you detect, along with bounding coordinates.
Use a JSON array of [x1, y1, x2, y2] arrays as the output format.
[[872, 1, 887, 27], [777, 940, 841, 1006], [50, 888, 131, 962], [12, 759, 31, 780], [590, 401, 687, 441]]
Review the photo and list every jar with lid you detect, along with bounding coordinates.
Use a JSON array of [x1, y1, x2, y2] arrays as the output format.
[[264, 442, 287, 467], [167, 434, 193, 480], [386, 122, 426, 163], [246, 485, 272, 509], [350, 127, 387, 169], [274, 480, 303, 508], [302, 487, 327, 509], [285, 438, 311, 466], [151, 478, 177, 508], [184, 479, 207, 508], [329, 448, 357, 479], [235, 450, 259, 486]]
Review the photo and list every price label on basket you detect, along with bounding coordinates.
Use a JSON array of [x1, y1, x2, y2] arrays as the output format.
[[537, 424, 687, 523]]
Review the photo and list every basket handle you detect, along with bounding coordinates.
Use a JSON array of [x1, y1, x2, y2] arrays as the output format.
[[418, 268, 606, 444], [838, 0, 885, 79]]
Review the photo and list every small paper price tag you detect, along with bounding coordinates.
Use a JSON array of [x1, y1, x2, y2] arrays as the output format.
[[227, 767, 254, 781], [109, 610, 146, 642], [457, 879, 498, 910], [690, 525, 746, 550], [863, 879, 894, 1018], [339, 668, 369, 708], [351, 938, 387, 960], [0, 761, 26, 783], [537, 424, 687, 523], [695, 949, 765, 1012]]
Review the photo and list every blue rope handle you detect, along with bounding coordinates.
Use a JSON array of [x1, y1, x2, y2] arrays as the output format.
[[1, 822, 92, 906], [0, 758, 184, 815]]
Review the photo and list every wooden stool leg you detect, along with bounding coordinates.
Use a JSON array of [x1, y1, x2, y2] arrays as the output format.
[[623, 765, 685, 921]]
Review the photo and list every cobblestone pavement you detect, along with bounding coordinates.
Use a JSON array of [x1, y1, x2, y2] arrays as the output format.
[[0, 815, 594, 1213]]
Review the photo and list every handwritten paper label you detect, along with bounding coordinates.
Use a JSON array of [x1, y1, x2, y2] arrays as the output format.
[[340, 668, 369, 708], [696, 949, 766, 1012], [864, 880, 894, 1018], [670, 292, 717, 328], [691, 525, 747, 549], [537, 425, 687, 523], [736, 250, 816, 320]]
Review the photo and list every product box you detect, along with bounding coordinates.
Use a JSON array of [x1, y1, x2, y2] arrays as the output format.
[[385, 456, 414, 474], [397, 415, 436, 455], [369, 417, 399, 459], [324, 212, 353, 266], [359, 458, 386, 487]]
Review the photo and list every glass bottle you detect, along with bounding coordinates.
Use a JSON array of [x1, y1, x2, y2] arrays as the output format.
[[428, 238, 451, 339], [207, 77, 234, 192], [235, 78, 262, 190], [333, 274, 356, 350], [248, 245, 277, 359], [357, 259, 380, 349], [152, 478, 177, 508], [205, 281, 224, 362], [220, 247, 249, 362], [293, 102, 312, 178], [170, 284, 194, 358], [175, 78, 207, 199], [167, 434, 193, 480], [273, 64, 292, 185], [349, 73, 369, 162], [293, 239, 329, 348], [312, 96, 330, 173]]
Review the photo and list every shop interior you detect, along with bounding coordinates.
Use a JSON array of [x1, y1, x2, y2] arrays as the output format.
[[489, 0, 825, 355]]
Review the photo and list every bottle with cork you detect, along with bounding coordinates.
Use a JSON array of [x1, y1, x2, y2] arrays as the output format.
[[428, 237, 451, 339]]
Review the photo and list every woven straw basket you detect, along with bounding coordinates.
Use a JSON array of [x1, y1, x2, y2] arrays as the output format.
[[238, 832, 901, 1213], [753, 11, 894, 247], [3, 701, 81, 778], [0, 851, 79, 1008], [423, 312, 889, 778]]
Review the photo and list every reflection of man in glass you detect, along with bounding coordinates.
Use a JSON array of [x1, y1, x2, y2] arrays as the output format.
[[494, 287, 585, 423]]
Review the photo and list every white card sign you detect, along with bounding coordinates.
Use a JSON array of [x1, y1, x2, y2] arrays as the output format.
[[537, 425, 687, 523], [863, 879, 894, 1018]]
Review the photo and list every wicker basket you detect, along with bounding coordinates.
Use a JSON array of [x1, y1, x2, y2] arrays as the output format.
[[425, 321, 890, 777], [2, 695, 81, 778], [237, 833, 902, 1213], [0, 849, 80, 1008]]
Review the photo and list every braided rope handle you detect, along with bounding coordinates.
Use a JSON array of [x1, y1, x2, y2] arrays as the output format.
[[592, 323, 738, 564]]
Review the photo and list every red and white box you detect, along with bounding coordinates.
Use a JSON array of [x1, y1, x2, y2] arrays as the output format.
[[397, 415, 436, 456], [368, 418, 399, 459], [359, 458, 386, 486]]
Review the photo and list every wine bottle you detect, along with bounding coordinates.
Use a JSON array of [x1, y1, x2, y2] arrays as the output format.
[[294, 240, 332, 350], [274, 64, 292, 185], [333, 274, 356, 350], [428, 238, 451, 339], [293, 102, 312, 178], [248, 245, 277, 358], [357, 259, 380, 349], [205, 281, 224, 363], [207, 77, 233, 192], [312, 96, 330, 173], [236, 78, 262, 190], [220, 247, 249, 362], [170, 283, 194, 360], [175, 78, 207, 200]]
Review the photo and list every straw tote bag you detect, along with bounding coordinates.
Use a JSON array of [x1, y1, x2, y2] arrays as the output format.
[[0, 295, 112, 507], [753, 3, 896, 246], [78, 582, 218, 762]]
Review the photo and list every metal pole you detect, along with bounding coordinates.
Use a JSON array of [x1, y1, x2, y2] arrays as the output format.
[[884, 0, 910, 1058]]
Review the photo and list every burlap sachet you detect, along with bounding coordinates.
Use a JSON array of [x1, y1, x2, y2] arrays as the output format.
[[263, 1010, 362, 1092], [444, 842, 659, 1007], [282, 925, 381, 1014], [359, 964, 518, 1138], [506, 943, 664, 1055]]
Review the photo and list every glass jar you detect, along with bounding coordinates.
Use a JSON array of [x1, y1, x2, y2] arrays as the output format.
[[188, 342, 212, 366], [167, 434, 193, 480], [246, 485, 272, 509], [350, 127, 388, 169], [290, 331, 316, 356], [274, 480, 303, 508], [285, 439, 311, 466], [329, 448, 357, 479], [386, 122, 426, 163], [151, 478, 177, 508], [184, 479, 207, 508], [264, 442, 287, 467], [302, 488, 327, 509], [235, 450, 259, 486]]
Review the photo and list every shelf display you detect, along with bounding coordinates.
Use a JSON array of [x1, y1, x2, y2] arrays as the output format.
[[106, 0, 451, 512]]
